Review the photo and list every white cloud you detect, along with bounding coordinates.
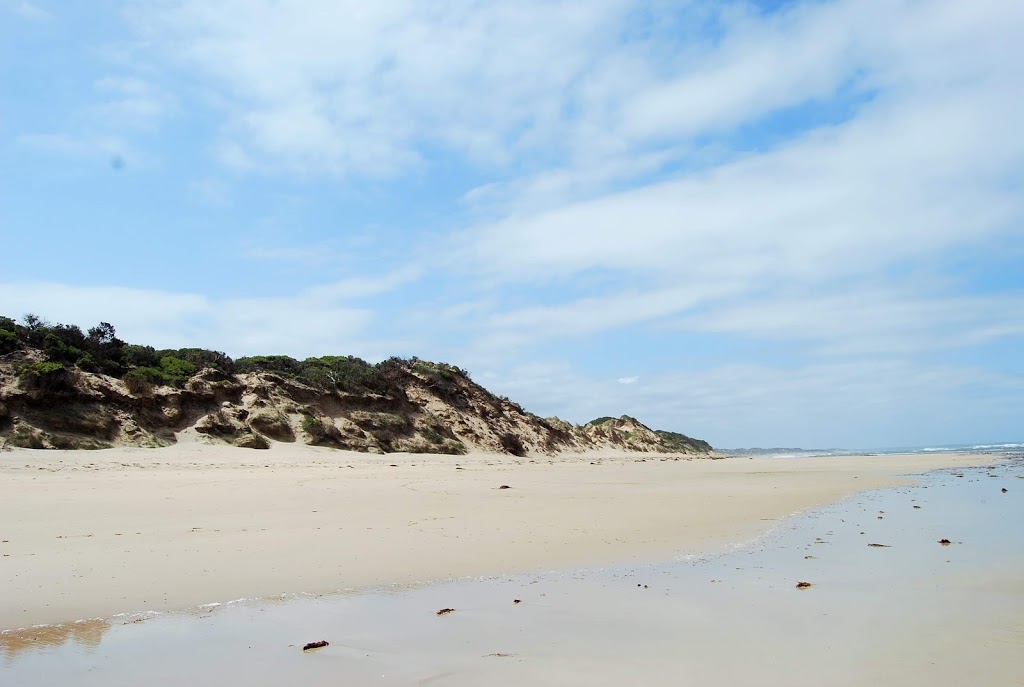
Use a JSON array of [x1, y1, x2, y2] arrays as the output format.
[[465, 90, 1022, 283], [15, 76, 169, 169], [16, 132, 142, 168], [188, 178, 231, 207], [617, 376, 639, 385], [478, 282, 744, 350], [127, 0, 1024, 183], [675, 288, 1024, 355], [4, 0, 50, 21], [449, 5, 1024, 348], [130, 0, 633, 176], [616, 1, 865, 143], [0, 280, 412, 359], [304, 268, 424, 301], [480, 357, 1024, 448], [92, 76, 172, 129], [7, 0, 1022, 447]]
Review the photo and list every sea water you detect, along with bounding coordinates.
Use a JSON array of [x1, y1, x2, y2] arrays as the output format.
[[717, 442, 1024, 459]]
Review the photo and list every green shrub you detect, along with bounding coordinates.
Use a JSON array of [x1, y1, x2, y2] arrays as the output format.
[[123, 357, 204, 391], [124, 367, 165, 394], [32, 361, 66, 375], [40, 332, 88, 366], [0, 328, 18, 353], [121, 344, 161, 369], [158, 356, 197, 387], [166, 348, 234, 373], [10, 426, 46, 449], [236, 355, 303, 377], [87, 322, 117, 346], [74, 353, 99, 372], [423, 427, 445, 444], [0, 315, 127, 375], [301, 356, 397, 395], [20, 361, 73, 391], [655, 430, 713, 453], [411, 361, 468, 406]]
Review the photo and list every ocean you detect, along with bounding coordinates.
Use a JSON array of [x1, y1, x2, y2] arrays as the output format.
[[718, 441, 1024, 459]]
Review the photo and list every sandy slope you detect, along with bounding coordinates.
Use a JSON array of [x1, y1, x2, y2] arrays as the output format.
[[0, 442, 988, 629]]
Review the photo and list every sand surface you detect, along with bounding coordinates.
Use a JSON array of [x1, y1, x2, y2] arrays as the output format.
[[0, 443, 989, 629]]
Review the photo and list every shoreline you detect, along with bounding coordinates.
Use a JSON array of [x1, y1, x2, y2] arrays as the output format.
[[3, 456, 1019, 686], [0, 444, 995, 629]]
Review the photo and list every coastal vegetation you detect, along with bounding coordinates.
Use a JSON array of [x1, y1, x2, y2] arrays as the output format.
[[0, 314, 712, 457]]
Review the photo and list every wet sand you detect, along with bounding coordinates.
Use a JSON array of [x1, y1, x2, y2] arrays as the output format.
[[0, 443, 989, 629], [1, 456, 1019, 686]]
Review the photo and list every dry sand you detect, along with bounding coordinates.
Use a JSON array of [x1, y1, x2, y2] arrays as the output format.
[[0, 442, 990, 629]]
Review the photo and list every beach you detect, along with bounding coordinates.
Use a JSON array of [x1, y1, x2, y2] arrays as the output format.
[[1, 446, 1020, 686], [0, 443, 994, 628]]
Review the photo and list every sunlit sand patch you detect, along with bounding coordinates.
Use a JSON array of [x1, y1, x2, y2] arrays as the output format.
[[0, 618, 110, 660]]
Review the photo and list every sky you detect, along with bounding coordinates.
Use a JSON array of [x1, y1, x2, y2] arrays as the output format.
[[1, 0, 1023, 449]]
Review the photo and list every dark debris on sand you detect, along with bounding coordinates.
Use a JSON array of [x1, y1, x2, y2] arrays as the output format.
[[302, 640, 329, 651]]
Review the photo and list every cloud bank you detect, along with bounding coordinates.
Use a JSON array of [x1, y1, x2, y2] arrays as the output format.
[[3, 0, 1023, 447]]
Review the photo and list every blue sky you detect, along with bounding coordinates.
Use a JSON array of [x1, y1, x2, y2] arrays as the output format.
[[2, 0, 1023, 449]]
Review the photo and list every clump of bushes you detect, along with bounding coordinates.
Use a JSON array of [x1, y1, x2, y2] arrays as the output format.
[[302, 414, 324, 433], [0, 326, 19, 354], [423, 426, 445, 445], [238, 354, 405, 398], [19, 361, 74, 391], [10, 426, 46, 449], [235, 355, 304, 377], [121, 356, 198, 392], [655, 430, 713, 453], [123, 367, 161, 394], [0, 313, 232, 388], [406, 359, 472, 407], [158, 356, 198, 386], [300, 414, 330, 443], [499, 432, 527, 457]]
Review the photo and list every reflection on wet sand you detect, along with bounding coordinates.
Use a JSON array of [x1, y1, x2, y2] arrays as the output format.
[[0, 618, 110, 661]]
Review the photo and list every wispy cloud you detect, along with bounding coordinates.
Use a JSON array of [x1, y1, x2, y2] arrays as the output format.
[[16, 132, 140, 168], [131, 0, 633, 177], [4, 0, 50, 21], [91, 76, 173, 129], [0, 280, 399, 359], [675, 289, 1024, 355], [481, 358, 1024, 448], [3, 0, 1022, 447], [188, 178, 232, 207]]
